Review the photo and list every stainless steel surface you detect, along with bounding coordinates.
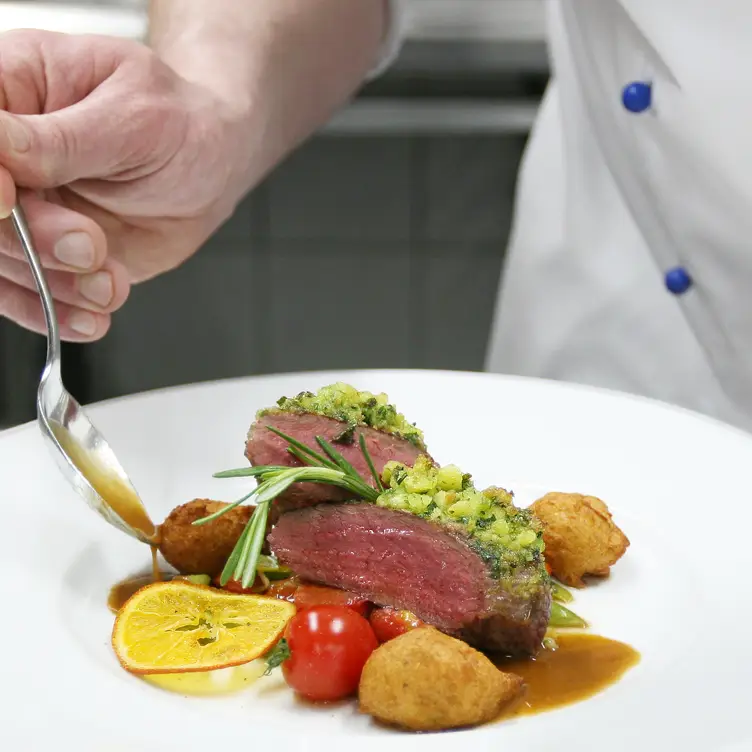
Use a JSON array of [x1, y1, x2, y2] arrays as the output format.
[[324, 98, 538, 135], [9, 205, 155, 544], [405, 0, 545, 42]]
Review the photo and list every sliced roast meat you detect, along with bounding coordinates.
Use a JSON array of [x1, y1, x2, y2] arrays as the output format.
[[267, 502, 551, 657], [245, 410, 427, 513]]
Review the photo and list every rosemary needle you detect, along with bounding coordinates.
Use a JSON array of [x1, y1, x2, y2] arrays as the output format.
[[360, 433, 384, 492]]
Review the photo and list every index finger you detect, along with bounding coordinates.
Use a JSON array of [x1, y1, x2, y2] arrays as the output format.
[[0, 164, 16, 218], [0, 189, 108, 272]]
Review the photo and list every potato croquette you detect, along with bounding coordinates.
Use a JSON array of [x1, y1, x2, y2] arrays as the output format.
[[358, 627, 524, 731], [530, 492, 629, 588], [158, 499, 253, 575]]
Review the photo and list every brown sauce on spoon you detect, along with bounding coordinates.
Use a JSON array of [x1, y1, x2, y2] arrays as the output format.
[[497, 632, 640, 719], [52, 424, 158, 541]]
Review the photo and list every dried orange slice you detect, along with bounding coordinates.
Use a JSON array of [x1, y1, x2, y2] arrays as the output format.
[[112, 581, 295, 675]]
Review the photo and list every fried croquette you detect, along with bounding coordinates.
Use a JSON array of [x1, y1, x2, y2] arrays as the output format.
[[530, 492, 629, 587], [358, 627, 524, 731], [158, 499, 253, 575]]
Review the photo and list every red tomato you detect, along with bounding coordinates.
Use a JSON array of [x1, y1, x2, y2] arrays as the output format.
[[282, 605, 378, 702], [369, 607, 424, 643], [293, 584, 372, 617]]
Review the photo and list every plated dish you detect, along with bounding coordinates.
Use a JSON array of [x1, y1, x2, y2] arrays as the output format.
[[107, 381, 637, 732], [2, 370, 751, 752]]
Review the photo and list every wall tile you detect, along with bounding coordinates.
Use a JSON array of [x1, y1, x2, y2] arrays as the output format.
[[266, 240, 414, 372], [417, 135, 527, 243], [82, 240, 267, 402], [414, 242, 505, 371], [211, 187, 269, 244], [268, 137, 412, 242]]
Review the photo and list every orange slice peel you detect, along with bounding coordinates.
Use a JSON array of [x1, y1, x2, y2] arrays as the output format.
[[112, 580, 295, 675]]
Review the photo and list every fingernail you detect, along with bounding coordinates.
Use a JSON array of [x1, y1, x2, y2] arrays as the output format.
[[79, 271, 114, 307], [68, 310, 97, 337], [0, 114, 30, 153], [54, 232, 95, 269]]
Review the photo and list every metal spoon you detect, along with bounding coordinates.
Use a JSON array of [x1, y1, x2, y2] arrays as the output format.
[[10, 205, 157, 545]]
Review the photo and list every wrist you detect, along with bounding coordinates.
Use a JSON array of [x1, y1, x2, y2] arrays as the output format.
[[165, 76, 257, 245], [149, 0, 390, 210], [150, 31, 265, 204]]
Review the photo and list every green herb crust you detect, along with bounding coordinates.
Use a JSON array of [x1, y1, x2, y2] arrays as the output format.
[[378, 456, 547, 589], [262, 382, 426, 450]]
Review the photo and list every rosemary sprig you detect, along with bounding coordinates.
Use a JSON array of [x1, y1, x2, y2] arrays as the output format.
[[195, 428, 382, 587]]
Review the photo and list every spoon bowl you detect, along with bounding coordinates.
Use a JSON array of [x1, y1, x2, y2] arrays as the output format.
[[10, 205, 156, 545]]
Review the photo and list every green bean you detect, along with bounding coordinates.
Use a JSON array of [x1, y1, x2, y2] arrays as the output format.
[[256, 555, 293, 580], [542, 635, 559, 651], [549, 601, 588, 629], [185, 574, 211, 586], [550, 578, 574, 603]]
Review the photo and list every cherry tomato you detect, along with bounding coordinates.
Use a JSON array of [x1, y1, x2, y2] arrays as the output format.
[[369, 607, 424, 643], [282, 605, 378, 702], [293, 584, 372, 617]]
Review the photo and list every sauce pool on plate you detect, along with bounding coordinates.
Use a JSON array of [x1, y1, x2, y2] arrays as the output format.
[[107, 569, 168, 613], [498, 632, 640, 718]]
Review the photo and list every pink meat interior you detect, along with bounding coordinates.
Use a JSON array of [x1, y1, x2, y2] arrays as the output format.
[[268, 503, 488, 630], [247, 412, 424, 480]]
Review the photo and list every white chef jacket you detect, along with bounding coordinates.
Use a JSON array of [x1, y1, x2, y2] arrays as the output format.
[[382, 0, 752, 432]]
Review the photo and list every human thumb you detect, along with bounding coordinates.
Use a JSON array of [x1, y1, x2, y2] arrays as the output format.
[[0, 100, 126, 190]]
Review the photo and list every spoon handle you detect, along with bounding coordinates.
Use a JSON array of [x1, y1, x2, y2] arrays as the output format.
[[10, 205, 61, 367]]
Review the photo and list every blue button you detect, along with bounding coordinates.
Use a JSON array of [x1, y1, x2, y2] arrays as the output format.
[[622, 82, 652, 113], [664, 267, 692, 295]]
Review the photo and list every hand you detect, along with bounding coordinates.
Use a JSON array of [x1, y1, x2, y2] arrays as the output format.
[[0, 30, 248, 341]]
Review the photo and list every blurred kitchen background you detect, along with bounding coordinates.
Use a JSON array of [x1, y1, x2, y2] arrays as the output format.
[[0, 0, 550, 427]]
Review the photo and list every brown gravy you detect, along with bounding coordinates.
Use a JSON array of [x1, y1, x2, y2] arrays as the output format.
[[107, 569, 173, 613], [498, 632, 640, 718]]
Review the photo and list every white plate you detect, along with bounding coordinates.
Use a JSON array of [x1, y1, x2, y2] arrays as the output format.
[[1, 369, 749, 751]]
